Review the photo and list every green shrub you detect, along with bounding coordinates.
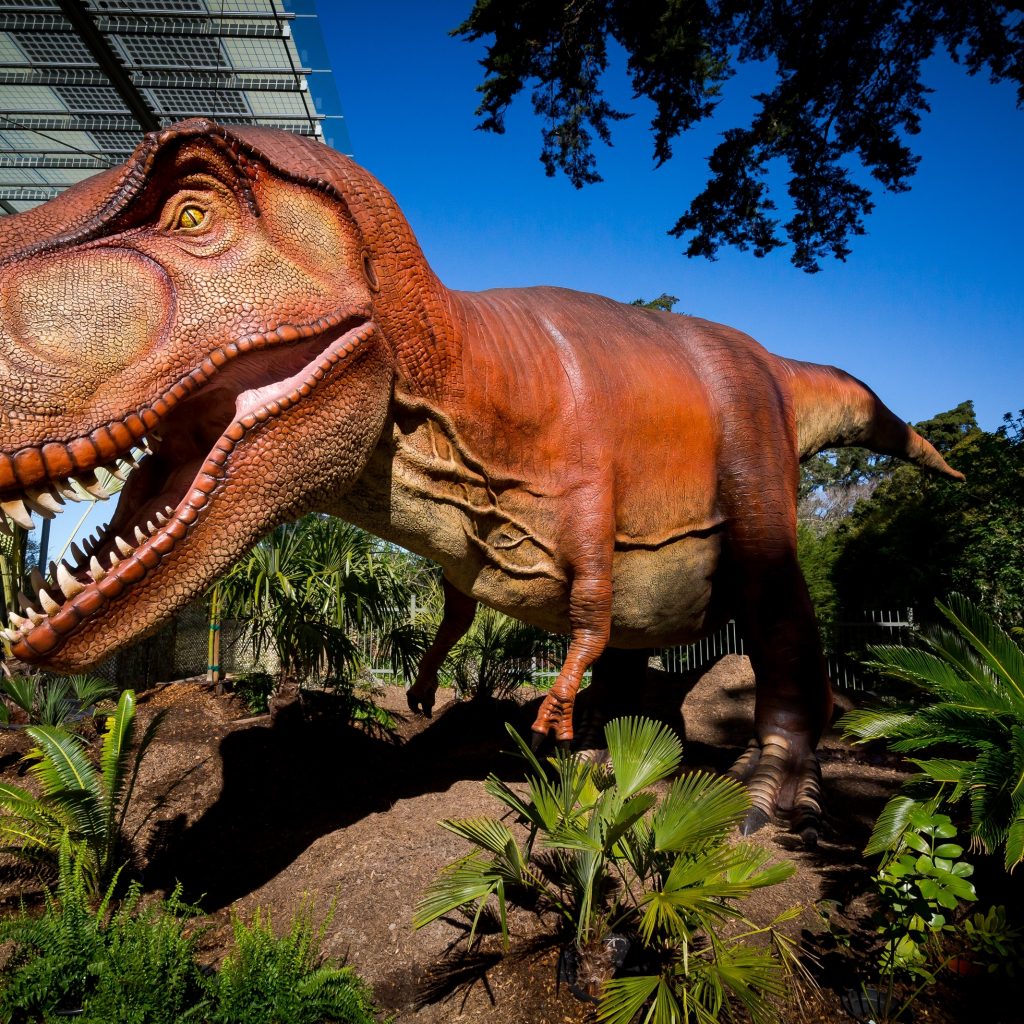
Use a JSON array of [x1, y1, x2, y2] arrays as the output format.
[[0, 837, 382, 1024], [232, 671, 276, 715], [415, 716, 803, 1024], [841, 593, 1024, 870], [0, 673, 115, 728], [209, 900, 379, 1024], [0, 689, 165, 892], [0, 835, 109, 1020]]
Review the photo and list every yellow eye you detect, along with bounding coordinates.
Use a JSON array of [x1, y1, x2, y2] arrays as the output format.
[[177, 205, 206, 229]]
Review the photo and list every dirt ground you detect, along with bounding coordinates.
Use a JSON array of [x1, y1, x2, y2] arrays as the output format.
[[3, 656, 1023, 1023]]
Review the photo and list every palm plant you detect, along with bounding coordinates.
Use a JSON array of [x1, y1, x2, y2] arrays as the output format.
[[445, 606, 553, 702], [217, 515, 432, 687], [415, 717, 801, 1024], [0, 689, 165, 892], [840, 593, 1024, 870]]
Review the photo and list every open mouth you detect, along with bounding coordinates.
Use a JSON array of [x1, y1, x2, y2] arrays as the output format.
[[1, 310, 374, 660]]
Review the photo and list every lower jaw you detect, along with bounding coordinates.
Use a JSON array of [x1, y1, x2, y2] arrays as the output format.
[[8, 319, 377, 663]]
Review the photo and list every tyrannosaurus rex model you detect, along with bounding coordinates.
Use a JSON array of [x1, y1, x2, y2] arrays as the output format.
[[0, 120, 961, 837]]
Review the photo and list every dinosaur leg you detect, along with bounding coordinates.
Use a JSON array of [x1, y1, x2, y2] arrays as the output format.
[[407, 578, 477, 717], [531, 575, 612, 743], [573, 647, 649, 752], [729, 559, 831, 843]]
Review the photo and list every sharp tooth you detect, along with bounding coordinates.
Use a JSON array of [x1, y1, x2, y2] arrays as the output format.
[[27, 608, 44, 625], [25, 487, 63, 515], [70, 542, 86, 565], [155, 511, 167, 526], [146, 520, 157, 534], [1, 499, 34, 530], [56, 480, 83, 502], [90, 556, 106, 581], [8, 611, 27, 629], [82, 535, 96, 555], [108, 552, 120, 568], [115, 535, 133, 557], [57, 562, 85, 599], [76, 472, 110, 500], [30, 567, 45, 595], [109, 464, 129, 482], [0, 516, 12, 537], [38, 588, 61, 615], [1, 628, 18, 644], [17, 591, 35, 613], [134, 526, 147, 545], [122, 453, 139, 468], [48, 561, 58, 584]]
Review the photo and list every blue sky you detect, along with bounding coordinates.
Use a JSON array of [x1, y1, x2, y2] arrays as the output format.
[[321, 2, 1022, 433], [43, 3, 1023, 565]]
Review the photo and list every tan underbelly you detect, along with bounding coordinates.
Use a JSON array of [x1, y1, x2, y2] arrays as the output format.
[[464, 532, 722, 647]]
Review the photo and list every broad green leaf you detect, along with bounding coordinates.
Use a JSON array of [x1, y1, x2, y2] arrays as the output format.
[[604, 717, 683, 798], [597, 975, 659, 1024], [652, 773, 749, 853], [24, 727, 99, 799]]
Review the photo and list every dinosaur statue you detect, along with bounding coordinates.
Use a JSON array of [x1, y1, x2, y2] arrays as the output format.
[[0, 119, 961, 836]]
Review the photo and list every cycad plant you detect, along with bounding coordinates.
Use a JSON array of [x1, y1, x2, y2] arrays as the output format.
[[0, 689, 165, 892], [415, 717, 801, 1024], [0, 672, 115, 727], [840, 593, 1024, 870]]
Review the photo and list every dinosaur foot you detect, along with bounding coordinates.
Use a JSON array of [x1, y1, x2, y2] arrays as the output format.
[[405, 683, 435, 718], [530, 689, 575, 748], [726, 737, 823, 846]]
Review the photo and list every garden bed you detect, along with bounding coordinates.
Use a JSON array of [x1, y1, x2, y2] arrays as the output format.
[[1, 656, 1021, 1022]]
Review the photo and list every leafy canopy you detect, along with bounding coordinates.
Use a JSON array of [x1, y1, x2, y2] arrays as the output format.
[[455, 2, 1024, 271]]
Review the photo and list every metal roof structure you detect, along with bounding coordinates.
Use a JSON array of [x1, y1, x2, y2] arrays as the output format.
[[0, 0, 349, 214]]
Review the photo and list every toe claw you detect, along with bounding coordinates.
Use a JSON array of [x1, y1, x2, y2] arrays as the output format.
[[531, 729, 547, 753], [740, 806, 772, 836]]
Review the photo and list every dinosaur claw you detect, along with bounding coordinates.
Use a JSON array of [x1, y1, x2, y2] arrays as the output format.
[[799, 824, 819, 848], [530, 729, 547, 753], [740, 806, 771, 836]]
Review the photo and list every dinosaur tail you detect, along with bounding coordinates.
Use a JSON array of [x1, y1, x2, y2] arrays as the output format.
[[779, 358, 965, 481]]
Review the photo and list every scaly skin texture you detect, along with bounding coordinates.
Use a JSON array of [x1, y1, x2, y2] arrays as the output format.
[[0, 120, 962, 836]]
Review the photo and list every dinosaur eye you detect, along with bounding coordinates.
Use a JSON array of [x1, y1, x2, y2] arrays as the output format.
[[176, 205, 206, 229]]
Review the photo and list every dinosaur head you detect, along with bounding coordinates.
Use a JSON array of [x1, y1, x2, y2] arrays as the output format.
[[0, 120, 421, 670]]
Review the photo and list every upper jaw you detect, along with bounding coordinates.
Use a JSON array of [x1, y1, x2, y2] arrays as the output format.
[[2, 311, 376, 665]]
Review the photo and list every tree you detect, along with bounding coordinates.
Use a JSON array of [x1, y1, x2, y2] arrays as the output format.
[[829, 407, 1024, 625], [629, 292, 679, 312], [455, 2, 1024, 271]]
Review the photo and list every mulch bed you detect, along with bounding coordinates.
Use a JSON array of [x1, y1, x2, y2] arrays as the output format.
[[2, 656, 1024, 1022]]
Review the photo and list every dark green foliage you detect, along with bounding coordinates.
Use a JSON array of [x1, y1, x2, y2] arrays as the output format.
[[82, 883, 207, 1024], [841, 595, 1024, 869], [455, 3, 1024, 271], [0, 689, 165, 892], [796, 521, 840, 631], [861, 803, 977, 1022], [208, 901, 379, 1024], [0, 673, 115, 728], [629, 293, 680, 312], [0, 839, 380, 1024], [0, 837, 110, 1021], [416, 717, 802, 1024], [445, 606, 552, 702], [829, 406, 1024, 625], [232, 671, 276, 715], [217, 515, 432, 687]]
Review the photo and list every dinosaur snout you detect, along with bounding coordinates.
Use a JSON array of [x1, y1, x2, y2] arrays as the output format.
[[0, 248, 172, 414]]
